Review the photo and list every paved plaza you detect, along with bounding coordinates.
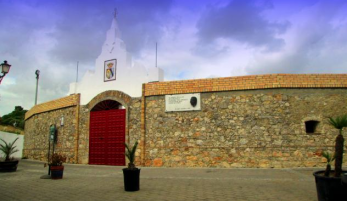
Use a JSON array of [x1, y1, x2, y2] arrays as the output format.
[[0, 159, 321, 201]]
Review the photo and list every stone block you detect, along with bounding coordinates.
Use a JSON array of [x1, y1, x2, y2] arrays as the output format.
[[153, 158, 163, 167]]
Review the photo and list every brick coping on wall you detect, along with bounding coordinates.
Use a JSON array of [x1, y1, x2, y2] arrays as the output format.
[[25, 94, 80, 120], [144, 74, 347, 96]]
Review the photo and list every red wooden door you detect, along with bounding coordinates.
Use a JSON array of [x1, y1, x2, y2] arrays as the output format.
[[89, 109, 126, 166]]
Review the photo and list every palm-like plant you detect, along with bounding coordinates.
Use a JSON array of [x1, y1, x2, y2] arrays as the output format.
[[0, 137, 19, 161], [328, 115, 347, 177], [322, 151, 335, 176], [125, 141, 138, 169]]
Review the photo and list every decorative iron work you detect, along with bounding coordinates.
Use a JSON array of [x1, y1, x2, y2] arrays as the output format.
[[91, 100, 121, 111]]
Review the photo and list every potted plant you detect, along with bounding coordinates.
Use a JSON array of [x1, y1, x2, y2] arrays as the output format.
[[0, 137, 19, 172], [45, 153, 66, 179], [322, 151, 335, 177], [123, 141, 140, 191], [313, 115, 347, 201]]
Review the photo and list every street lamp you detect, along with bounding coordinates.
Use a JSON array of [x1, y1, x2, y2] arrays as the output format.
[[0, 60, 12, 84], [35, 70, 40, 105]]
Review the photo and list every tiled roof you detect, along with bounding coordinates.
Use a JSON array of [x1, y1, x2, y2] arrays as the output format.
[[25, 94, 80, 120], [144, 74, 347, 96]]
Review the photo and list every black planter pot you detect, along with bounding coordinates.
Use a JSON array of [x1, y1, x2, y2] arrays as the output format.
[[342, 173, 347, 186], [122, 168, 140, 191], [313, 170, 347, 201], [0, 160, 19, 172]]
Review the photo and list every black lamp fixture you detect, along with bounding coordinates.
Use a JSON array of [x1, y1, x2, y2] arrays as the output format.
[[0, 60, 12, 84]]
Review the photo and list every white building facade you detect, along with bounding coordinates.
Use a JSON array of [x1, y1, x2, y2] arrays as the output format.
[[69, 15, 164, 105]]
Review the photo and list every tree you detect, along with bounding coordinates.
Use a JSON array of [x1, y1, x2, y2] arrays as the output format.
[[0, 106, 27, 129]]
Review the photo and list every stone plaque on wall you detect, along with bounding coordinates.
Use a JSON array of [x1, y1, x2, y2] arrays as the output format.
[[165, 93, 201, 112]]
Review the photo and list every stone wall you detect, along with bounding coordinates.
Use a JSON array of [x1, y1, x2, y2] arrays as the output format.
[[24, 91, 142, 165], [144, 89, 347, 168], [24, 74, 347, 168], [128, 98, 142, 165], [24, 106, 78, 163], [76, 105, 90, 164]]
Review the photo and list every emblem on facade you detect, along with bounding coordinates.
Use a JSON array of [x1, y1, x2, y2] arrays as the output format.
[[104, 59, 117, 82]]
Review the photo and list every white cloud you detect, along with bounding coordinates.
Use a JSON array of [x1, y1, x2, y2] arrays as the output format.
[[196, 0, 289, 51], [245, 0, 347, 74]]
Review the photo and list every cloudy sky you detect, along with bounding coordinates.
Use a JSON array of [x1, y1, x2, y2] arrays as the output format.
[[0, 0, 347, 116]]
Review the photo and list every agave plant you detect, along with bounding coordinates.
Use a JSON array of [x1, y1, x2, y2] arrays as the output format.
[[322, 151, 335, 176], [0, 137, 19, 161], [328, 115, 347, 177], [124, 141, 138, 169]]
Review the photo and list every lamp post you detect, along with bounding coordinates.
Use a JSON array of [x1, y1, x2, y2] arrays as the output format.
[[0, 60, 12, 84], [35, 70, 40, 105]]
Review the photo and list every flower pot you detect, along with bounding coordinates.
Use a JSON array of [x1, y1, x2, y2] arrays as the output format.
[[0, 160, 19, 172], [122, 168, 140, 191], [313, 170, 347, 201], [50, 165, 64, 179]]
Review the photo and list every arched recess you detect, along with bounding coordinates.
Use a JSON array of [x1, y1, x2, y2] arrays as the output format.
[[87, 90, 132, 111], [87, 90, 132, 166], [302, 116, 324, 135]]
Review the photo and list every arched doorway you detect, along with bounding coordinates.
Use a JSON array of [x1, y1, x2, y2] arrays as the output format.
[[89, 100, 126, 166]]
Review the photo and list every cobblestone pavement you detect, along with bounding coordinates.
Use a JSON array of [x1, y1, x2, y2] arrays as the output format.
[[0, 159, 322, 201]]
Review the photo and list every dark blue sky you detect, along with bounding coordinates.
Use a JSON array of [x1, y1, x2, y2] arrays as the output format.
[[0, 0, 347, 115]]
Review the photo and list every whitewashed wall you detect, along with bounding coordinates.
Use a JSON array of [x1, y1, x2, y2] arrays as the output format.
[[0, 131, 24, 159]]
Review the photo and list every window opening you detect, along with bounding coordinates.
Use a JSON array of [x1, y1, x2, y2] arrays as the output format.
[[305, 120, 319, 134]]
